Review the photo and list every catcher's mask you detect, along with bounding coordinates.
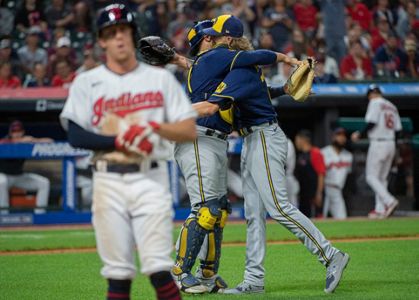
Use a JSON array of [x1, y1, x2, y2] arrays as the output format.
[[97, 3, 137, 42], [187, 20, 214, 57], [202, 15, 244, 38]]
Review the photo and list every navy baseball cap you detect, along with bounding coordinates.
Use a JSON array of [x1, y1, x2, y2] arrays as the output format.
[[366, 84, 382, 97], [333, 127, 346, 135], [202, 15, 244, 38], [187, 20, 214, 56]]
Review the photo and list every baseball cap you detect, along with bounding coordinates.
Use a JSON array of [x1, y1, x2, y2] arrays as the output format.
[[0, 39, 11, 49], [28, 26, 42, 36], [9, 120, 24, 133], [57, 36, 71, 48], [202, 15, 244, 38], [366, 84, 382, 97], [333, 127, 346, 135]]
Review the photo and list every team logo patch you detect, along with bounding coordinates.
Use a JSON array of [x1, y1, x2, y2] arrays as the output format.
[[215, 82, 227, 94]]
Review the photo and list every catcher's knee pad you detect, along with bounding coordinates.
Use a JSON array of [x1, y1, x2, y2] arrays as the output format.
[[197, 203, 221, 231], [173, 217, 207, 275], [217, 195, 232, 228]]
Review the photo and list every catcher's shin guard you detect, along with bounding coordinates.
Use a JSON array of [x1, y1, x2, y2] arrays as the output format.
[[173, 217, 208, 276]]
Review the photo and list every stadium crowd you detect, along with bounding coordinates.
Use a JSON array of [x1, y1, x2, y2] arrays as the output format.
[[0, 0, 418, 88]]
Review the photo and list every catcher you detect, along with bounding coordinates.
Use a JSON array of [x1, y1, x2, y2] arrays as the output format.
[[139, 15, 302, 294], [192, 59, 350, 294]]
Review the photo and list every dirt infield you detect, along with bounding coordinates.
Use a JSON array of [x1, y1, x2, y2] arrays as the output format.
[[1, 234, 418, 256]]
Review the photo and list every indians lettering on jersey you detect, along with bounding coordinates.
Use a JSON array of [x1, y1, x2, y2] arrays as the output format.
[[92, 91, 164, 126], [321, 145, 353, 189]]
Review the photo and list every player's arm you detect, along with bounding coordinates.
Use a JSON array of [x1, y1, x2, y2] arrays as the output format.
[[268, 84, 288, 98], [351, 122, 376, 141], [192, 101, 220, 117], [170, 53, 193, 70], [67, 121, 118, 150], [152, 118, 197, 142], [231, 50, 301, 70], [311, 149, 326, 207]]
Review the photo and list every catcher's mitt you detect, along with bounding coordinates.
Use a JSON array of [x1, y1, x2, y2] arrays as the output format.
[[138, 36, 175, 66], [286, 57, 316, 102]]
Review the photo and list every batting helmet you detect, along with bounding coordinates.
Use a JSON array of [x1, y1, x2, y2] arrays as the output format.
[[366, 84, 382, 97], [96, 3, 137, 38], [187, 20, 214, 57]]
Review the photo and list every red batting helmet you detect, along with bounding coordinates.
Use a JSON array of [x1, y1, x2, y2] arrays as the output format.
[[96, 3, 137, 38]]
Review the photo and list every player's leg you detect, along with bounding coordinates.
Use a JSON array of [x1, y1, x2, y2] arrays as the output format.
[[223, 150, 266, 295], [92, 173, 137, 300], [366, 142, 396, 212], [249, 125, 349, 293], [379, 142, 398, 216], [0, 174, 10, 214], [329, 188, 347, 220], [131, 175, 180, 300], [13, 173, 50, 214], [323, 186, 332, 218]]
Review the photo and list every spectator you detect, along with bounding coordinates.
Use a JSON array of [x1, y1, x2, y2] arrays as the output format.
[[51, 59, 76, 88], [45, 0, 74, 30], [294, 130, 326, 218], [340, 40, 373, 80], [396, 1, 419, 40], [15, 0, 47, 33], [314, 39, 340, 79], [293, 0, 318, 38], [72, 0, 93, 33], [0, 61, 21, 88], [47, 36, 77, 78], [167, 8, 193, 54], [373, 34, 408, 78], [314, 58, 338, 83], [218, 0, 256, 38], [345, 23, 371, 53], [370, 15, 392, 52], [257, 30, 277, 78], [0, 120, 52, 214], [0, 37, 22, 77], [318, 0, 347, 64], [76, 49, 100, 74], [23, 62, 50, 87], [0, 0, 14, 36], [346, 0, 372, 31], [373, 0, 396, 29], [261, 0, 294, 52], [17, 26, 48, 76], [321, 128, 353, 220], [283, 28, 315, 60], [405, 39, 419, 78]]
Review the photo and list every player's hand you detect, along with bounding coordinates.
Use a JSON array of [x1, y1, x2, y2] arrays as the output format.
[[351, 131, 360, 142], [115, 122, 160, 157], [284, 57, 302, 66]]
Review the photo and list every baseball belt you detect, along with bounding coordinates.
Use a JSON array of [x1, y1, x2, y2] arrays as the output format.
[[94, 160, 159, 174], [239, 119, 277, 137]]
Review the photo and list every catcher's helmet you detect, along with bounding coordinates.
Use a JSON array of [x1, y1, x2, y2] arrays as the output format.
[[366, 84, 382, 97], [187, 20, 214, 56], [97, 3, 137, 38]]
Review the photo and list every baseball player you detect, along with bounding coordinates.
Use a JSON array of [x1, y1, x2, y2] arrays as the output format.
[[60, 4, 197, 300], [286, 138, 300, 207], [169, 15, 301, 294], [321, 128, 353, 219], [193, 65, 350, 294], [352, 84, 401, 219]]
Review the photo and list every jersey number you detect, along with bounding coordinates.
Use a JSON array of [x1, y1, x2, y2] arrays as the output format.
[[384, 112, 394, 129]]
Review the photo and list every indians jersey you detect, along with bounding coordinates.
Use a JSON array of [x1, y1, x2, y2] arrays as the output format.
[[321, 145, 353, 189], [60, 64, 196, 161], [365, 97, 401, 140]]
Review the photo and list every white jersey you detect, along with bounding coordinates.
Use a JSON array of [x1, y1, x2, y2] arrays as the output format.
[[365, 97, 401, 140], [321, 145, 353, 189], [60, 63, 196, 162]]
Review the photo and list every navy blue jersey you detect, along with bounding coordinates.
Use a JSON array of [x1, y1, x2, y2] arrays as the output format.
[[208, 67, 277, 129], [188, 45, 277, 133]]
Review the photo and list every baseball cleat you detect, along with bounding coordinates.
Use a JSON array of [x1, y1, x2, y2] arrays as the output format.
[[324, 251, 350, 293], [384, 199, 399, 218], [368, 210, 385, 219], [173, 272, 208, 294], [221, 281, 264, 294], [197, 273, 228, 293]]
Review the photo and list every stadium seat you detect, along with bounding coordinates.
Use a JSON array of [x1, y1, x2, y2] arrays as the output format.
[[9, 187, 37, 208]]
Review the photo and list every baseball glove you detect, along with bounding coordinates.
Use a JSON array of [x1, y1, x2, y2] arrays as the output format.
[[286, 57, 316, 102], [138, 36, 175, 66]]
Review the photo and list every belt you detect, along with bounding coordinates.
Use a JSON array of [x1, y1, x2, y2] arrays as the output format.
[[205, 128, 228, 140], [326, 183, 341, 189], [94, 160, 159, 174], [371, 138, 394, 141], [239, 119, 277, 137]]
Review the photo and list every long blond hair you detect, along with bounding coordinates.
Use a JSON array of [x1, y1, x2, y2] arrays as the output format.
[[230, 36, 254, 51]]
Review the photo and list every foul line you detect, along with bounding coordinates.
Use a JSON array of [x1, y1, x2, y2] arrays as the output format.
[[1, 235, 419, 256]]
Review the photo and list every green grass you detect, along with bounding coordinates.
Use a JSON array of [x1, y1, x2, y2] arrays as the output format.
[[1, 240, 419, 299], [1, 218, 419, 251]]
